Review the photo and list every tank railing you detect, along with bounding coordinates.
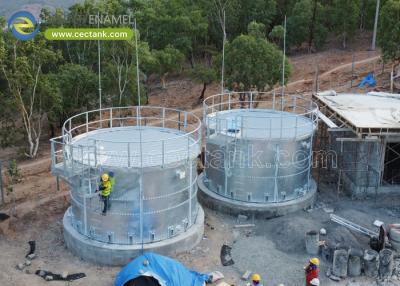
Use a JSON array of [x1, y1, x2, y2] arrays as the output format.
[[207, 114, 317, 140], [52, 134, 200, 171], [205, 98, 318, 118], [51, 106, 202, 169], [204, 93, 318, 141], [62, 106, 201, 145]]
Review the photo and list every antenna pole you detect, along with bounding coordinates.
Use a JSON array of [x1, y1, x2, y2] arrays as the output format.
[[134, 19, 144, 255], [221, 9, 226, 94], [135, 19, 141, 109], [97, 13, 102, 125], [282, 15, 286, 97]]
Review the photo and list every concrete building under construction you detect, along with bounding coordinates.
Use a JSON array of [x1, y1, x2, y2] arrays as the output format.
[[314, 91, 400, 197]]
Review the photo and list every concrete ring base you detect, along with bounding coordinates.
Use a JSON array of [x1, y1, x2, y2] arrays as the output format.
[[197, 172, 317, 219], [63, 206, 205, 266]]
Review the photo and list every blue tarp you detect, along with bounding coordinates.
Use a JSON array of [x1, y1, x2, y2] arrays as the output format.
[[359, 73, 376, 88], [114, 253, 210, 286]]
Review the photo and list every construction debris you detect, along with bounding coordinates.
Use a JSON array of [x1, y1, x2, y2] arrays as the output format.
[[216, 282, 231, 286], [364, 249, 379, 278], [305, 230, 320, 255], [220, 245, 234, 266], [332, 249, 349, 278], [379, 249, 394, 279], [348, 248, 363, 277], [208, 271, 224, 283], [241, 270, 252, 280], [374, 220, 384, 228], [36, 270, 86, 282], [234, 224, 255, 228], [330, 214, 378, 238], [323, 207, 334, 214], [25, 241, 36, 258]]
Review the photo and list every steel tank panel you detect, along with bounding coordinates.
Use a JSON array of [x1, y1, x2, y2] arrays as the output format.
[[68, 159, 198, 244], [205, 114, 315, 203]]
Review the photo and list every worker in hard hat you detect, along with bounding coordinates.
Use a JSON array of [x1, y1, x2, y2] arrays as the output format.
[[305, 258, 319, 286], [98, 173, 112, 215], [310, 278, 320, 286], [251, 273, 263, 286]]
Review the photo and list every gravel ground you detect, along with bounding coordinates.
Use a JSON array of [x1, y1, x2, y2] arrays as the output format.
[[2, 184, 400, 286]]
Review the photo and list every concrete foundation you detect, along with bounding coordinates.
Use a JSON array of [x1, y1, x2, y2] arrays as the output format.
[[63, 206, 205, 266], [197, 173, 317, 218]]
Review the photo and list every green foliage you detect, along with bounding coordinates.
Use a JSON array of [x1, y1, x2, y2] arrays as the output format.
[[269, 25, 284, 45], [151, 45, 185, 88], [135, 0, 208, 56], [330, 0, 361, 49], [378, 0, 400, 62], [5, 159, 20, 198], [190, 65, 217, 101], [247, 21, 266, 39], [0, 33, 62, 157], [223, 35, 291, 91], [51, 64, 97, 125], [286, 0, 327, 49]]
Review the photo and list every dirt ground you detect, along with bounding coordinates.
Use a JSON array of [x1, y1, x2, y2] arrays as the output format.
[[1, 39, 398, 286], [1, 183, 400, 286]]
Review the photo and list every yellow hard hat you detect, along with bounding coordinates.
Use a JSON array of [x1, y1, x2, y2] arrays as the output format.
[[310, 257, 320, 266], [251, 273, 261, 282], [102, 173, 109, 182]]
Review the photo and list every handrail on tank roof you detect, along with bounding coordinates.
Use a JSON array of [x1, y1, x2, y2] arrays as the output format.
[[60, 106, 202, 145], [203, 91, 318, 118]]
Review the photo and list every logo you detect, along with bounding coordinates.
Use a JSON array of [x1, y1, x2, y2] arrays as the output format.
[[8, 11, 40, 41]]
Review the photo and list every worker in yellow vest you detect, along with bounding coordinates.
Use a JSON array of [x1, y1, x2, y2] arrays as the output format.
[[98, 173, 112, 215]]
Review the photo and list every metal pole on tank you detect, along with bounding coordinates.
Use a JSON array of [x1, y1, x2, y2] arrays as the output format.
[[220, 9, 226, 111], [97, 13, 102, 127], [134, 19, 144, 254], [221, 10, 226, 95], [281, 15, 287, 98]]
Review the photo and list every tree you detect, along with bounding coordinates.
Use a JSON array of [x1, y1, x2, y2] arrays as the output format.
[[190, 65, 217, 103], [51, 64, 97, 128], [331, 0, 361, 49], [286, 0, 327, 50], [223, 34, 291, 92], [269, 25, 285, 46], [378, 0, 400, 63], [151, 45, 185, 88], [134, 0, 208, 63], [0, 34, 61, 158], [247, 21, 266, 38]]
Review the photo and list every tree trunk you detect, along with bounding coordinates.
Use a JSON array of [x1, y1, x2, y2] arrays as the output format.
[[342, 32, 347, 49], [199, 82, 207, 103], [308, 0, 318, 52], [190, 52, 195, 68], [161, 75, 166, 89]]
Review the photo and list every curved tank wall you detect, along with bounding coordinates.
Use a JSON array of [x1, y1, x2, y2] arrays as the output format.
[[203, 92, 318, 203], [51, 106, 201, 245]]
